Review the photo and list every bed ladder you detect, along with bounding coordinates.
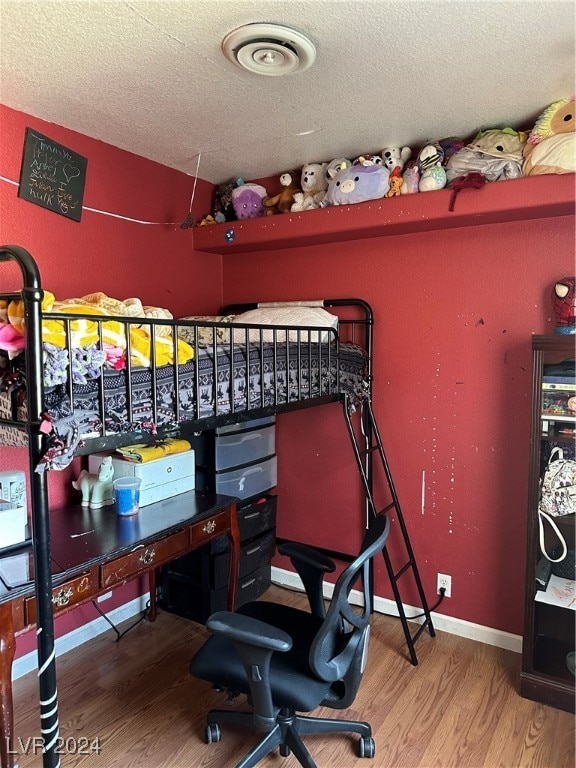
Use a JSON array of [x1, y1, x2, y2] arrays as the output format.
[[342, 393, 435, 665]]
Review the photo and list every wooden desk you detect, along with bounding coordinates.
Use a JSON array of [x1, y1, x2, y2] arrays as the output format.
[[0, 490, 239, 768]]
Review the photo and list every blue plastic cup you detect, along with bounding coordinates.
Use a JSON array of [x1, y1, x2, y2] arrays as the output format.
[[113, 477, 142, 516]]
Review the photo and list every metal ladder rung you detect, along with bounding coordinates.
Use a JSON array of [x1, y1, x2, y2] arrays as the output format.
[[392, 559, 414, 582], [359, 444, 380, 458], [343, 394, 435, 665]]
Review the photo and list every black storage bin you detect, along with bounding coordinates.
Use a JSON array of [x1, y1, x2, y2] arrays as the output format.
[[161, 562, 272, 624], [211, 529, 276, 590], [160, 495, 277, 624]]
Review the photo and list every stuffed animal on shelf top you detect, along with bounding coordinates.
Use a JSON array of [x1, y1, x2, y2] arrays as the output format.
[[417, 145, 447, 192], [323, 163, 390, 206], [353, 154, 383, 167], [213, 178, 244, 223], [231, 183, 268, 219], [400, 163, 420, 195], [324, 158, 352, 183], [290, 163, 328, 212], [523, 97, 576, 176], [381, 146, 412, 173], [446, 128, 526, 184], [263, 171, 301, 215], [385, 167, 403, 197]]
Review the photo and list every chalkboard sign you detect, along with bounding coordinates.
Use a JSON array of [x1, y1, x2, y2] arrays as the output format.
[[18, 128, 88, 222]]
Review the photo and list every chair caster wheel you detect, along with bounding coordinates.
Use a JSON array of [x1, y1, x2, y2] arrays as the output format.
[[205, 723, 221, 744], [358, 736, 375, 758]]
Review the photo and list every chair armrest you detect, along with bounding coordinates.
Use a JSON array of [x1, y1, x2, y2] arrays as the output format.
[[207, 611, 292, 653], [278, 542, 336, 574], [206, 611, 292, 729], [278, 542, 336, 619]]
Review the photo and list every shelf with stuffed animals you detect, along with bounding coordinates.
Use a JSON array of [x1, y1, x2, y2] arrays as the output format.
[[193, 98, 576, 256]]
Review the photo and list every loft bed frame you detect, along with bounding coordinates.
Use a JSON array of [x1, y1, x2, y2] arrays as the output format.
[[0, 244, 381, 768]]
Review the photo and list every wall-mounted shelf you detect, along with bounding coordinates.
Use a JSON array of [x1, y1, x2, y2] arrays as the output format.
[[193, 174, 575, 255]]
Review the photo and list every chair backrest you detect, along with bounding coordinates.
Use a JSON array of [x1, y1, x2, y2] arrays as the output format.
[[309, 513, 390, 697]]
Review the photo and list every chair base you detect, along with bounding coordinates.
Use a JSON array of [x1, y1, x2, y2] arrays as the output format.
[[205, 707, 374, 768]]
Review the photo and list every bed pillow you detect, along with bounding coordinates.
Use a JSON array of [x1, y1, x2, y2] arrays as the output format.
[[232, 306, 338, 343], [177, 315, 236, 346]]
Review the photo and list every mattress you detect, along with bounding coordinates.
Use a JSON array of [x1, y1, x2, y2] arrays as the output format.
[[69, 340, 367, 435]]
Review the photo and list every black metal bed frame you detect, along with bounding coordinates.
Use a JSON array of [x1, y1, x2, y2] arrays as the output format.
[[0, 244, 433, 768]]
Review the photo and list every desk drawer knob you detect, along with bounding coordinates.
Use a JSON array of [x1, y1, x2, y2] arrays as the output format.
[[203, 520, 217, 535], [139, 549, 156, 565], [52, 587, 74, 607]]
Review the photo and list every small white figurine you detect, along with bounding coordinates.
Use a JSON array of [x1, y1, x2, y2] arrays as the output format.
[[72, 456, 115, 508]]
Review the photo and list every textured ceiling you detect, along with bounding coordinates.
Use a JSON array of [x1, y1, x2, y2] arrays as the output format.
[[0, 1, 574, 184]]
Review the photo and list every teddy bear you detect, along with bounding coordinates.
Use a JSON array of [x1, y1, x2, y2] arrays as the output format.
[[385, 167, 403, 197], [381, 146, 412, 173], [263, 171, 301, 215], [290, 163, 328, 212]]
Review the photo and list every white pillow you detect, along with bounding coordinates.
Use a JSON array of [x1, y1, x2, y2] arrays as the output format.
[[232, 306, 338, 343]]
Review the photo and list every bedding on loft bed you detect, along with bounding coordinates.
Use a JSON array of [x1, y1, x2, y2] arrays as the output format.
[[0, 295, 370, 471]]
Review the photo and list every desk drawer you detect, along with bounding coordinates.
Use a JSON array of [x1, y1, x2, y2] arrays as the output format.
[[25, 572, 95, 625], [190, 511, 230, 546], [100, 529, 189, 588]]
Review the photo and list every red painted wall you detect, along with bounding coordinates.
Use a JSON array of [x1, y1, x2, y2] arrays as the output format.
[[1, 102, 574, 656], [222, 213, 575, 635], [0, 105, 222, 658]]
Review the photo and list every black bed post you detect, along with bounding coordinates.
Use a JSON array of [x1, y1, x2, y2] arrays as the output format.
[[1, 246, 59, 768]]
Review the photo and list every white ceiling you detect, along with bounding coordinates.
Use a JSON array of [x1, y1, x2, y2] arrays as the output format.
[[1, 1, 574, 184]]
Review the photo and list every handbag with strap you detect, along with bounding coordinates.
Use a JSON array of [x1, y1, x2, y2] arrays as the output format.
[[538, 446, 576, 562]]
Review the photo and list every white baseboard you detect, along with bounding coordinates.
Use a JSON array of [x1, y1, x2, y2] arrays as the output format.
[[271, 567, 522, 654], [12, 567, 522, 684], [12, 593, 150, 682]]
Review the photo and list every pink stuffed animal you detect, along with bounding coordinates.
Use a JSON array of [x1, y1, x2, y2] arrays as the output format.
[[0, 323, 25, 359], [400, 164, 420, 195]]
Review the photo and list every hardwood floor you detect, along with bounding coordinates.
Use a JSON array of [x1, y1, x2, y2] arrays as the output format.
[[12, 585, 575, 768]]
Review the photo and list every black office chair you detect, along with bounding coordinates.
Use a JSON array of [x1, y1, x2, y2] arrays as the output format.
[[189, 513, 390, 768]]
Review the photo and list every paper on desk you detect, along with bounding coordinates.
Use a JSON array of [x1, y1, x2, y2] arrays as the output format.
[[0, 552, 32, 588], [535, 575, 576, 610]]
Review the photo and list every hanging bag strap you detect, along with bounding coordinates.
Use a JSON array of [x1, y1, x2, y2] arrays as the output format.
[[538, 508, 568, 562]]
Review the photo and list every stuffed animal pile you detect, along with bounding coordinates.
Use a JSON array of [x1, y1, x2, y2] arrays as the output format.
[[197, 97, 575, 225]]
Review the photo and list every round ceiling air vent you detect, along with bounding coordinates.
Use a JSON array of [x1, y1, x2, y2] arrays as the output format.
[[222, 23, 316, 76]]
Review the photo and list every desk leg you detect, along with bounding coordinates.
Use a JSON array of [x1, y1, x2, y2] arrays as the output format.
[[227, 504, 241, 611], [0, 602, 16, 768], [148, 570, 158, 623]]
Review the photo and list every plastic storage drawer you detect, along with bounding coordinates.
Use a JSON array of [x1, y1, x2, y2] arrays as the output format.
[[213, 423, 275, 471], [215, 455, 277, 501]]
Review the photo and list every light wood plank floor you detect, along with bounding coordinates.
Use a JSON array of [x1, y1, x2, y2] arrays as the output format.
[[12, 586, 575, 768]]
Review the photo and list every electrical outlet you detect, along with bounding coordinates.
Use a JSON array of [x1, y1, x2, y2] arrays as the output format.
[[437, 573, 452, 598]]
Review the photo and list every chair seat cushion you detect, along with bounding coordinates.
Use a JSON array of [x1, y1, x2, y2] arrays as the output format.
[[190, 601, 331, 712]]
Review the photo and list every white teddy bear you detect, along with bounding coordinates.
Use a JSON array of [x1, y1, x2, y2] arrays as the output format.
[[290, 163, 328, 212], [381, 146, 412, 173]]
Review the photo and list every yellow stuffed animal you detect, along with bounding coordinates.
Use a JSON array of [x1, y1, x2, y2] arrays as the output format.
[[523, 97, 576, 176]]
